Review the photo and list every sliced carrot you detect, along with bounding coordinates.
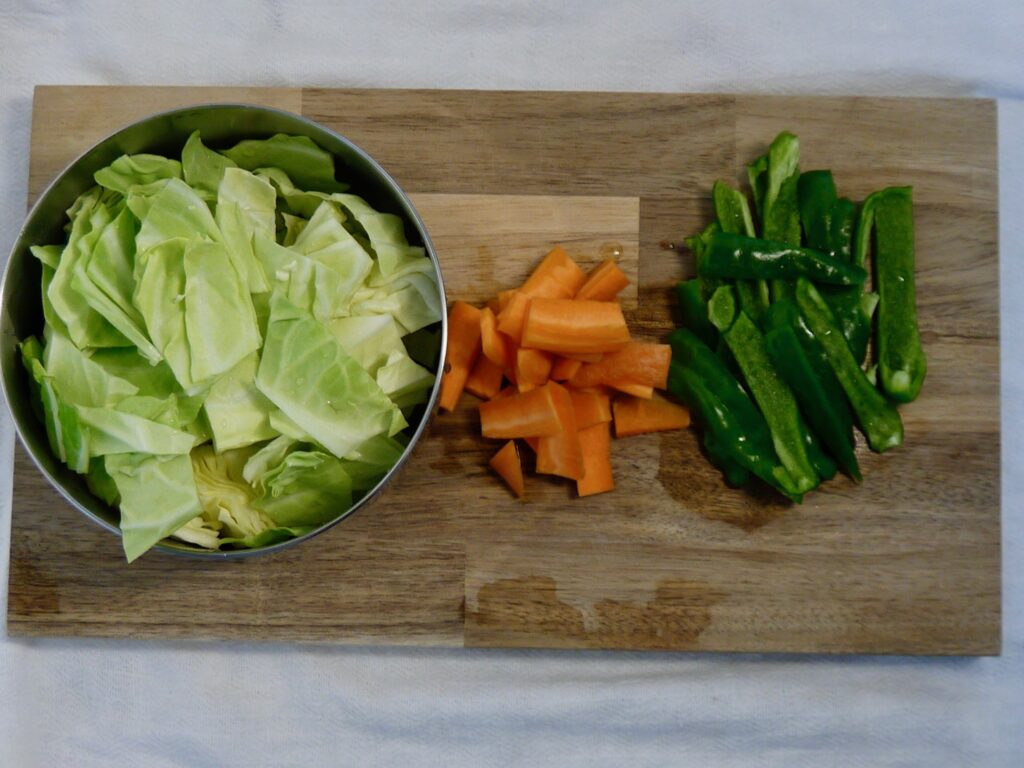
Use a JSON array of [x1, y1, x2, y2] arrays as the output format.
[[496, 291, 531, 344], [517, 381, 537, 393], [521, 298, 630, 355], [574, 259, 630, 301], [480, 307, 514, 370], [550, 356, 583, 381], [439, 301, 482, 412], [520, 246, 587, 300], [567, 342, 672, 390], [464, 355, 505, 400], [560, 352, 604, 364], [491, 385, 517, 401], [613, 396, 691, 437], [497, 289, 515, 312], [486, 297, 501, 314], [515, 347, 553, 387], [489, 441, 525, 498], [609, 382, 654, 399], [522, 436, 539, 453], [536, 382, 584, 481], [479, 382, 564, 438], [577, 422, 614, 497], [570, 390, 612, 429]]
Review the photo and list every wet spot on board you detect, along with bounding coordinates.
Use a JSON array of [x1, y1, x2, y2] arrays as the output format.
[[467, 574, 725, 650], [657, 429, 789, 531], [429, 404, 485, 477], [8, 554, 60, 616]]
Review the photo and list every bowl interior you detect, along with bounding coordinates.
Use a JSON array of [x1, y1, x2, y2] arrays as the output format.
[[0, 104, 446, 559]]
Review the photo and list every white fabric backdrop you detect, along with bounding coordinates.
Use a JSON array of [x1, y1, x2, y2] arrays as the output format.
[[1, 1, 1021, 765]]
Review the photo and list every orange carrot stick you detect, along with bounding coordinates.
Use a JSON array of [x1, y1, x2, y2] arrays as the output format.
[[567, 342, 671, 390], [559, 352, 604, 364], [496, 291, 531, 344], [608, 382, 654, 399], [514, 347, 553, 387], [613, 396, 691, 437], [491, 385, 517, 401], [574, 259, 630, 301], [479, 382, 564, 438], [480, 307, 514, 370], [550, 356, 583, 381], [489, 441, 525, 498], [520, 246, 587, 300], [576, 421, 614, 497], [535, 381, 583, 481], [569, 390, 612, 429], [520, 298, 630, 355], [439, 301, 482, 412], [464, 355, 505, 400]]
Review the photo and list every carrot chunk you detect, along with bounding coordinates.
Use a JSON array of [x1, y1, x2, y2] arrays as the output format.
[[514, 347, 553, 387], [559, 352, 604, 364], [609, 382, 654, 399], [550, 356, 583, 381], [464, 355, 505, 400], [480, 307, 514, 370], [574, 259, 630, 301], [536, 382, 584, 481], [521, 298, 630, 355], [569, 390, 612, 429], [439, 301, 482, 412], [496, 291, 531, 344], [613, 396, 691, 437], [576, 422, 614, 497], [489, 441, 524, 498], [491, 385, 517, 401], [567, 342, 671, 389], [479, 382, 564, 438], [520, 246, 587, 300]]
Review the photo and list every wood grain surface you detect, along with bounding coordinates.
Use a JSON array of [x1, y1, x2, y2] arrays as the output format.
[[5, 86, 1000, 654]]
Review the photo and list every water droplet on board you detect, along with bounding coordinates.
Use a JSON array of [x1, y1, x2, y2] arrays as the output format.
[[599, 242, 624, 260]]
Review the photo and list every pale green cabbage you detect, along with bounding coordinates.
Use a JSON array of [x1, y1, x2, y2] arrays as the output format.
[[19, 131, 440, 561]]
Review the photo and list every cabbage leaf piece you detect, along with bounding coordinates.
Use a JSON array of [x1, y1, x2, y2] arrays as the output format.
[[255, 292, 405, 457], [105, 452, 203, 563]]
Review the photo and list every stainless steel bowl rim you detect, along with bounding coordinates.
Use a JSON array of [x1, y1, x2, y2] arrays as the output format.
[[0, 103, 448, 559]]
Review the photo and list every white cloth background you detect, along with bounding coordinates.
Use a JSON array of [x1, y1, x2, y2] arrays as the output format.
[[1, 1, 1022, 765]]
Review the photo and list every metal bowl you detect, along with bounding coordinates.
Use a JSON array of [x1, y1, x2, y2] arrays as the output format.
[[0, 104, 447, 559]]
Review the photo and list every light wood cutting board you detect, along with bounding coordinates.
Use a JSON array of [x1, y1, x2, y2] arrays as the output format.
[[5, 86, 1000, 654]]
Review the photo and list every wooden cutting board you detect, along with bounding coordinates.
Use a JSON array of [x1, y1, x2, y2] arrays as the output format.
[[5, 86, 999, 654]]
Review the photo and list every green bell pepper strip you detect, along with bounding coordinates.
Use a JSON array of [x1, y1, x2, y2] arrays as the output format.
[[794, 278, 904, 452], [828, 197, 857, 262], [798, 171, 876, 363], [764, 301, 861, 481], [708, 287, 820, 498], [801, 419, 838, 482], [713, 179, 756, 236], [867, 186, 927, 403], [685, 220, 723, 301], [797, 170, 838, 252], [667, 362, 751, 487], [853, 194, 875, 270], [712, 180, 769, 324], [668, 329, 800, 499], [763, 132, 802, 246], [747, 154, 769, 228], [698, 231, 867, 286], [762, 132, 802, 302], [675, 279, 718, 350]]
